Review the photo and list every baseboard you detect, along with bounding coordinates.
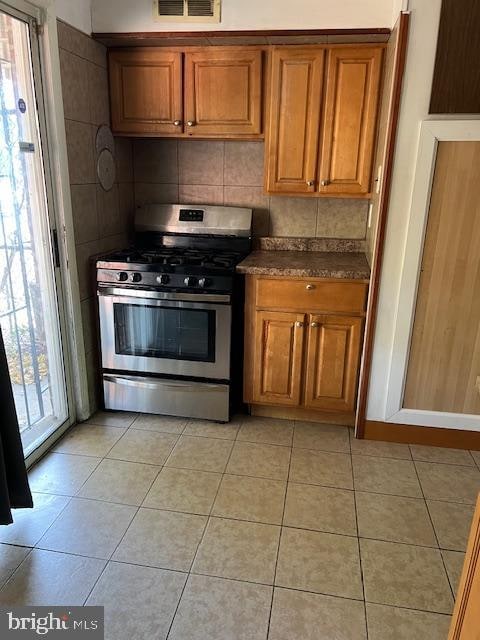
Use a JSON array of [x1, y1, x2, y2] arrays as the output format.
[[364, 420, 480, 451], [250, 404, 355, 426]]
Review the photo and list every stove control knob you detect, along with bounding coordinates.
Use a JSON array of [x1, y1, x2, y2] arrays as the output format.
[[156, 274, 170, 285], [130, 272, 142, 283], [117, 272, 128, 282], [184, 276, 197, 287], [198, 277, 210, 288]]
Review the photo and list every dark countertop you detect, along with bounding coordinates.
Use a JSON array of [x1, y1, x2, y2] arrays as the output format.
[[236, 250, 371, 280]]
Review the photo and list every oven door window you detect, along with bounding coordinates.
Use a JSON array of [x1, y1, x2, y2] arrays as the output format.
[[114, 303, 216, 362]]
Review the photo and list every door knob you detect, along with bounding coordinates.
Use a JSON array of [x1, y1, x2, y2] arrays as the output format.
[[187, 121, 196, 127], [306, 284, 315, 290], [173, 120, 182, 126], [295, 321, 304, 328], [321, 179, 330, 186], [311, 322, 320, 328]]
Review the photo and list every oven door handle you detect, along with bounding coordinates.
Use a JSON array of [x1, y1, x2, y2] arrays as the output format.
[[97, 286, 231, 304], [104, 374, 226, 392]]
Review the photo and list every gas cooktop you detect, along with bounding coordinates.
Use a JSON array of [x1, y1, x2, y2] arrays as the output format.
[[98, 247, 245, 271]]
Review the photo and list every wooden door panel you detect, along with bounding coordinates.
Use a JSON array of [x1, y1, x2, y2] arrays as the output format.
[[319, 47, 383, 195], [305, 315, 363, 411], [185, 49, 262, 136], [252, 311, 305, 406], [448, 493, 480, 639], [109, 49, 183, 135], [266, 47, 325, 194]]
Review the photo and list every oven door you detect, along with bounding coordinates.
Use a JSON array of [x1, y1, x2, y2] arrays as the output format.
[[98, 287, 231, 380]]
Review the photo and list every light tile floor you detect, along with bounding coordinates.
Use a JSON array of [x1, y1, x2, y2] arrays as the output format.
[[1, 412, 479, 639]]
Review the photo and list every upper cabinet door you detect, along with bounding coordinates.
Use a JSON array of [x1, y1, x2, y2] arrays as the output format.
[[318, 47, 383, 196], [184, 48, 263, 137], [266, 47, 325, 194], [109, 49, 183, 135]]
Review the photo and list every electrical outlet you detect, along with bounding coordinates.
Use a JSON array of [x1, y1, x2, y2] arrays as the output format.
[[476, 376, 480, 395]]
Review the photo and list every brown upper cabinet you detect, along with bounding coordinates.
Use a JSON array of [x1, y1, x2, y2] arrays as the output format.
[[109, 47, 263, 138], [265, 45, 384, 197]]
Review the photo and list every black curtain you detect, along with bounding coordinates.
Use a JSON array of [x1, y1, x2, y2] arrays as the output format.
[[0, 326, 33, 524]]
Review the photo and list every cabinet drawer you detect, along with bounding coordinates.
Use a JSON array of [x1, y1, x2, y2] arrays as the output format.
[[255, 278, 368, 314]]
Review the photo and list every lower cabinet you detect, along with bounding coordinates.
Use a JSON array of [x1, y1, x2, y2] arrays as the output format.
[[245, 276, 367, 420]]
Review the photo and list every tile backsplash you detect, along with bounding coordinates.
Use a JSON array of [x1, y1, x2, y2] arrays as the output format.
[[133, 140, 370, 239]]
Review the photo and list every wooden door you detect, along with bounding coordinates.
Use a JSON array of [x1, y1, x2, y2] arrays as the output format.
[[448, 493, 480, 640], [252, 311, 305, 406], [184, 48, 262, 137], [305, 314, 363, 411], [265, 47, 325, 194], [318, 47, 383, 196], [403, 142, 480, 414], [109, 49, 183, 135]]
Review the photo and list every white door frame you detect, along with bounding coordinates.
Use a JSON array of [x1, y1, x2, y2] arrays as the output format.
[[1, 0, 91, 465], [384, 119, 480, 431]]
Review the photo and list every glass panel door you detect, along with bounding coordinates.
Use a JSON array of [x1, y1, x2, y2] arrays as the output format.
[[0, 8, 69, 456]]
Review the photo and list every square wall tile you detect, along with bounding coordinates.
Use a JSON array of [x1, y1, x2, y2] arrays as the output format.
[[223, 186, 270, 236], [270, 588, 367, 640], [269, 197, 317, 237], [168, 574, 272, 640], [276, 527, 363, 599], [316, 199, 369, 239], [87, 62, 110, 125], [133, 139, 178, 184], [178, 140, 224, 185], [113, 508, 207, 572], [224, 141, 264, 186], [71, 184, 98, 245], [97, 184, 122, 239], [192, 517, 280, 584], [134, 183, 179, 207], [86, 562, 186, 640], [284, 483, 356, 535], [0, 549, 105, 606], [115, 137, 133, 182], [360, 538, 453, 613], [178, 184, 224, 205], [65, 120, 95, 184], [59, 49, 90, 123]]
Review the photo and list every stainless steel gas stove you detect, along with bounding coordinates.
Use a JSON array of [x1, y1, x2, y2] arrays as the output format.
[[96, 204, 252, 422]]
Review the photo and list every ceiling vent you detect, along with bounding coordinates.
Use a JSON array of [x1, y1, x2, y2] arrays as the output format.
[[154, 0, 221, 22]]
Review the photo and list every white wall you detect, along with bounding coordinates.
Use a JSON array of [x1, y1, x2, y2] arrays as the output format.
[[91, 0, 395, 32], [55, 0, 91, 33], [366, 0, 443, 420]]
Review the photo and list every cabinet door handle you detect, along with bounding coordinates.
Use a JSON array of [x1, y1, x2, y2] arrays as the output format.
[[187, 121, 196, 127], [306, 284, 315, 290], [295, 321, 304, 328], [311, 322, 320, 328], [173, 120, 182, 126], [307, 180, 315, 187], [321, 179, 330, 186]]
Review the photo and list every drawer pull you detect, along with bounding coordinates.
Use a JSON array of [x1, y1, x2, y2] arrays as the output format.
[[295, 321, 304, 328], [311, 322, 320, 328], [306, 284, 315, 290]]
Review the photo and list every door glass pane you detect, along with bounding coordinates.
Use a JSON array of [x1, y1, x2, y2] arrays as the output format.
[[0, 10, 68, 455], [114, 303, 215, 362]]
